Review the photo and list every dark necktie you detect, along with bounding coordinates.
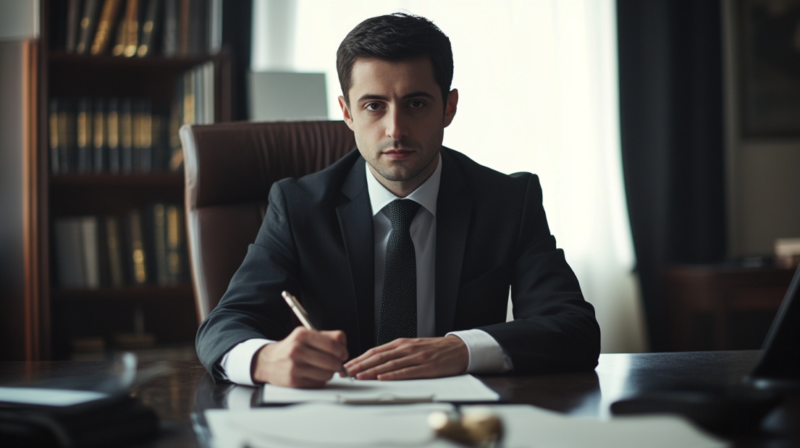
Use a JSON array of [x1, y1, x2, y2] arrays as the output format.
[[377, 199, 422, 345]]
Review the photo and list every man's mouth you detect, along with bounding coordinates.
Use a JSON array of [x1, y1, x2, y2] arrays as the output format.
[[382, 148, 414, 159]]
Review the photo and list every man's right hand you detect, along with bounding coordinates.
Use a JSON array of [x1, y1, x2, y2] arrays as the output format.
[[251, 327, 348, 388]]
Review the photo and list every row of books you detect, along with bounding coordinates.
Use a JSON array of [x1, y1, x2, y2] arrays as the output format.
[[54, 0, 222, 57], [49, 61, 215, 174], [54, 204, 189, 289]]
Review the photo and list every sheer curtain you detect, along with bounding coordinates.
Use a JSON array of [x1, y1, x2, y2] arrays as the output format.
[[253, 0, 647, 353]]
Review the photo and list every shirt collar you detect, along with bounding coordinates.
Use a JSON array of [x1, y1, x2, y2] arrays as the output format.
[[365, 153, 442, 217]]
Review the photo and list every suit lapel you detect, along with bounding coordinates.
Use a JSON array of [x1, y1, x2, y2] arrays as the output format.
[[336, 157, 375, 354], [435, 149, 472, 336]]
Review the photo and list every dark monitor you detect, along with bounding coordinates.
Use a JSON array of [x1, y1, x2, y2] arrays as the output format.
[[749, 264, 800, 385]]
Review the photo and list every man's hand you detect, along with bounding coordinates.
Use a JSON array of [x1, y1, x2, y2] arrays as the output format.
[[251, 327, 348, 388], [343, 335, 468, 381]]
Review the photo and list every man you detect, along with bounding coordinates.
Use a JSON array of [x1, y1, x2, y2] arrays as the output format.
[[196, 13, 600, 388]]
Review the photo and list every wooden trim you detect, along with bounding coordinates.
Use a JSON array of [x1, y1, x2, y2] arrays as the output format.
[[22, 40, 40, 361]]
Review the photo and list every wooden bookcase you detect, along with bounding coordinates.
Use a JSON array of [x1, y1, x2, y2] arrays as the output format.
[[31, 0, 232, 360]]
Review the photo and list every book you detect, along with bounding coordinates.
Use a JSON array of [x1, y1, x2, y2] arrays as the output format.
[[187, 0, 207, 56], [123, 0, 140, 57], [76, 0, 101, 54], [165, 204, 187, 283], [49, 99, 62, 174], [59, 100, 76, 173], [133, 99, 153, 172], [76, 98, 93, 173], [179, 0, 190, 55], [93, 98, 106, 173], [91, 0, 123, 55], [208, 0, 222, 54], [150, 204, 169, 285], [127, 210, 149, 285], [120, 98, 134, 173], [137, 0, 161, 57], [107, 98, 121, 173], [54, 218, 86, 288], [80, 217, 101, 289], [162, 0, 178, 56], [66, 0, 82, 53], [104, 216, 125, 287]]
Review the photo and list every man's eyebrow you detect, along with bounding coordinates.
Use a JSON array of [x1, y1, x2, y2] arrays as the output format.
[[356, 91, 436, 102]]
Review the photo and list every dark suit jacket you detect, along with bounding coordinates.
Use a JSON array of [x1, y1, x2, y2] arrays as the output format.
[[196, 147, 601, 381]]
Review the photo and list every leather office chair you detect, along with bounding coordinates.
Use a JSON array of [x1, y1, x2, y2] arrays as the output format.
[[180, 121, 357, 323]]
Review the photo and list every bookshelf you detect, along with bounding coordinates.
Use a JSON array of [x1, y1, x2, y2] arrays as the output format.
[[32, 0, 232, 360]]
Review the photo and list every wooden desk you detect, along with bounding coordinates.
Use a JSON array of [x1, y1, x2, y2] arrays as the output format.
[[0, 352, 798, 447]]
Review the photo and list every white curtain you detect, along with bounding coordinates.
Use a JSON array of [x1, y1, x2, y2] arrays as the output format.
[[253, 0, 648, 353]]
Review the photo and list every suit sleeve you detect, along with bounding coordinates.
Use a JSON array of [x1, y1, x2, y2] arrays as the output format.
[[477, 174, 601, 374], [195, 180, 299, 381]]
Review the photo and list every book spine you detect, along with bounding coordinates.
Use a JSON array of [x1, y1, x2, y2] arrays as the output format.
[[77, 0, 101, 54], [54, 218, 86, 288], [59, 100, 75, 173], [112, 6, 127, 56], [107, 97, 120, 173], [105, 216, 125, 287], [208, 0, 222, 54], [76, 97, 93, 173], [81, 216, 101, 289], [120, 98, 134, 173], [138, 0, 161, 57], [91, 0, 123, 55], [49, 99, 61, 174], [179, 0, 190, 55], [152, 203, 169, 285], [162, 0, 178, 56], [124, 0, 140, 57], [66, 0, 82, 53], [93, 98, 106, 173], [165, 204, 186, 283], [128, 209, 149, 285]]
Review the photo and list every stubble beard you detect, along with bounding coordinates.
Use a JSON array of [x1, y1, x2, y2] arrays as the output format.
[[371, 138, 437, 183]]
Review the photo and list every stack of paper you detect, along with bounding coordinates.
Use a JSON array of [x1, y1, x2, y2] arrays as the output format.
[[261, 374, 500, 404]]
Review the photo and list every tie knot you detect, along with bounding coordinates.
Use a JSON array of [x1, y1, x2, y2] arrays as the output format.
[[385, 200, 421, 231]]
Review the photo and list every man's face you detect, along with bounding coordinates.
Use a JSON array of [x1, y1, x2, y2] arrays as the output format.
[[339, 57, 458, 197]]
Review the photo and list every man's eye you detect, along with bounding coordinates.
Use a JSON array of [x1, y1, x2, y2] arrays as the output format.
[[365, 103, 382, 111], [409, 100, 426, 109]]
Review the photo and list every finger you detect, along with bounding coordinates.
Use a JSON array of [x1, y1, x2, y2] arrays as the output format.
[[298, 329, 348, 360], [344, 339, 404, 370], [289, 343, 346, 373], [290, 360, 337, 383], [356, 351, 425, 379], [376, 364, 434, 381], [351, 346, 419, 377]]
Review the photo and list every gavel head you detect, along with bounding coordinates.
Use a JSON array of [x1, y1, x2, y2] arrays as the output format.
[[428, 407, 504, 446]]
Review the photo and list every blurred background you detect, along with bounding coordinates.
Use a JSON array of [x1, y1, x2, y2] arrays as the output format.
[[1, 0, 798, 362]]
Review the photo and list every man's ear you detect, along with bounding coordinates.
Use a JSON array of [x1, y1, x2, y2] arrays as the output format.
[[443, 89, 458, 128], [338, 96, 355, 130]]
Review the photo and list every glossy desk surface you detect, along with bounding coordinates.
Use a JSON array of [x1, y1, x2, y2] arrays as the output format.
[[1, 351, 798, 447]]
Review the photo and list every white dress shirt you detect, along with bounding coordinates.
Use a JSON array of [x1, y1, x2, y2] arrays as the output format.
[[221, 154, 512, 386]]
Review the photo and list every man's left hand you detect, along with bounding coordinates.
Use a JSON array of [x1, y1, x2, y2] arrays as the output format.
[[343, 335, 468, 380]]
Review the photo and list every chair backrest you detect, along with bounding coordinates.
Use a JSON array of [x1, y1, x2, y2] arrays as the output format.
[[180, 121, 356, 323]]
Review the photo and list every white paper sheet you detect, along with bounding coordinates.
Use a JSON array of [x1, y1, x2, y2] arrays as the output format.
[[206, 403, 455, 448], [206, 403, 729, 448], [0, 387, 107, 406], [482, 405, 728, 448], [260, 374, 500, 404]]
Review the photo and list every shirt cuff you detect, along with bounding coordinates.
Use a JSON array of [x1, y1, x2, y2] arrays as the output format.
[[447, 329, 513, 373], [219, 338, 273, 386]]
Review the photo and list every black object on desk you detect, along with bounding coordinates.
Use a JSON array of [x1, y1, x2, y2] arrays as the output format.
[[0, 354, 168, 447], [613, 264, 800, 431]]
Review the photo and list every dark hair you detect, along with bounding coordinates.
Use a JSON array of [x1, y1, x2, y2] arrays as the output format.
[[336, 13, 453, 106]]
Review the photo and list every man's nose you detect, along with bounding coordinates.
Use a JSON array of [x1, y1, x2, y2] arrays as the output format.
[[384, 107, 408, 140]]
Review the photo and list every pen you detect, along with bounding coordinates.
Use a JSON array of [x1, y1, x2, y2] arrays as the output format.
[[281, 290, 352, 380]]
